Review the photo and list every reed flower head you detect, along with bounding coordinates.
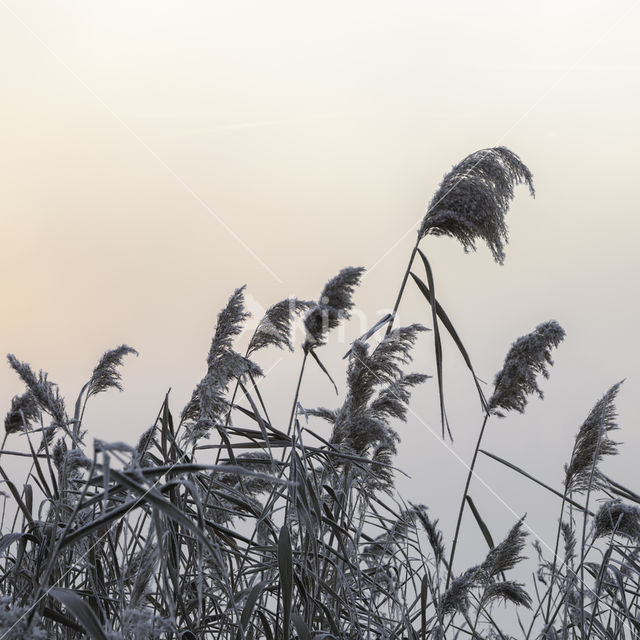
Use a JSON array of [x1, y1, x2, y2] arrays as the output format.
[[332, 325, 427, 457], [484, 581, 532, 609], [594, 500, 640, 541], [418, 147, 534, 264], [6, 354, 66, 432], [565, 381, 623, 493], [442, 518, 529, 615], [303, 266, 365, 351], [247, 298, 313, 355], [182, 287, 262, 445], [207, 286, 250, 367], [135, 425, 158, 467], [488, 320, 565, 417], [440, 566, 482, 614], [4, 391, 40, 434], [303, 325, 427, 490], [411, 503, 445, 566], [87, 345, 138, 398], [482, 517, 528, 577]]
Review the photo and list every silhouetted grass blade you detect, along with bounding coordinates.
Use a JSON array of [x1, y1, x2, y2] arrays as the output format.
[[480, 449, 592, 514], [278, 525, 293, 640], [309, 349, 338, 394], [410, 263, 487, 413], [409, 269, 449, 439], [291, 613, 312, 640], [49, 588, 109, 640], [465, 495, 495, 550]]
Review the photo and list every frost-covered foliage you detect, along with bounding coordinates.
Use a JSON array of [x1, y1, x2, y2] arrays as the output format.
[[0, 147, 636, 640], [565, 381, 623, 492], [247, 298, 312, 355], [488, 320, 566, 416], [418, 147, 534, 264], [303, 324, 429, 490], [181, 286, 263, 446], [86, 345, 138, 398], [303, 266, 365, 351]]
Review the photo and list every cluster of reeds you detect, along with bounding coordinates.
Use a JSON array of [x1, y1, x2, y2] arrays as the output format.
[[0, 148, 635, 639]]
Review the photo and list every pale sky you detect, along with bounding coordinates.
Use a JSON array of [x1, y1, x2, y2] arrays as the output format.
[[1, 0, 639, 571]]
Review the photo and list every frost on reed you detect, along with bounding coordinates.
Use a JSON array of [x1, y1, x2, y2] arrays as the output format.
[[4, 390, 40, 434], [303, 324, 428, 489], [86, 345, 138, 398], [181, 286, 262, 445], [564, 381, 623, 493], [418, 147, 534, 264], [488, 320, 565, 417], [441, 518, 531, 614], [593, 500, 640, 541], [6, 354, 66, 435], [0, 597, 47, 639], [303, 266, 365, 351], [412, 503, 446, 567], [247, 298, 312, 355]]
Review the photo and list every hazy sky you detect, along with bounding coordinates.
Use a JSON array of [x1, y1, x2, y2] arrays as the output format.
[[1, 0, 639, 571]]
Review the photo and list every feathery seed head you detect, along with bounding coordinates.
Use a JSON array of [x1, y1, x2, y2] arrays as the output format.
[[87, 345, 138, 398], [136, 425, 158, 467], [411, 503, 445, 566], [440, 566, 482, 614], [488, 320, 565, 416], [565, 381, 623, 493], [418, 147, 534, 264], [594, 500, 640, 541], [182, 287, 262, 445], [6, 354, 66, 431], [247, 298, 313, 354], [63, 448, 92, 473], [484, 581, 532, 609], [4, 391, 40, 434], [366, 443, 396, 492], [482, 517, 528, 577], [309, 324, 427, 488], [303, 266, 364, 351], [347, 324, 428, 410], [207, 286, 250, 367]]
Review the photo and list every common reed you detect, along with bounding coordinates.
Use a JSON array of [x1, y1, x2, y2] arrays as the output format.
[[0, 147, 635, 640]]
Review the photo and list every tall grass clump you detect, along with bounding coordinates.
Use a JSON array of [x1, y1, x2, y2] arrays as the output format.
[[0, 147, 635, 640]]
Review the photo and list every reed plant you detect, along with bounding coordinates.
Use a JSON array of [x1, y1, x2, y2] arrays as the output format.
[[0, 148, 635, 640]]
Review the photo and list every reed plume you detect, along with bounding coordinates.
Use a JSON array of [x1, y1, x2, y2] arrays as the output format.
[[418, 147, 534, 264], [481, 517, 528, 577], [86, 345, 138, 398], [411, 503, 446, 567], [564, 381, 623, 493], [6, 354, 66, 433], [488, 320, 565, 416], [303, 266, 365, 351], [247, 298, 312, 355], [442, 518, 530, 615], [330, 325, 427, 457], [483, 581, 532, 609], [440, 566, 481, 614], [593, 500, 640, 541], [182, 286, 262, 445], [4, 391, 40, 434]]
